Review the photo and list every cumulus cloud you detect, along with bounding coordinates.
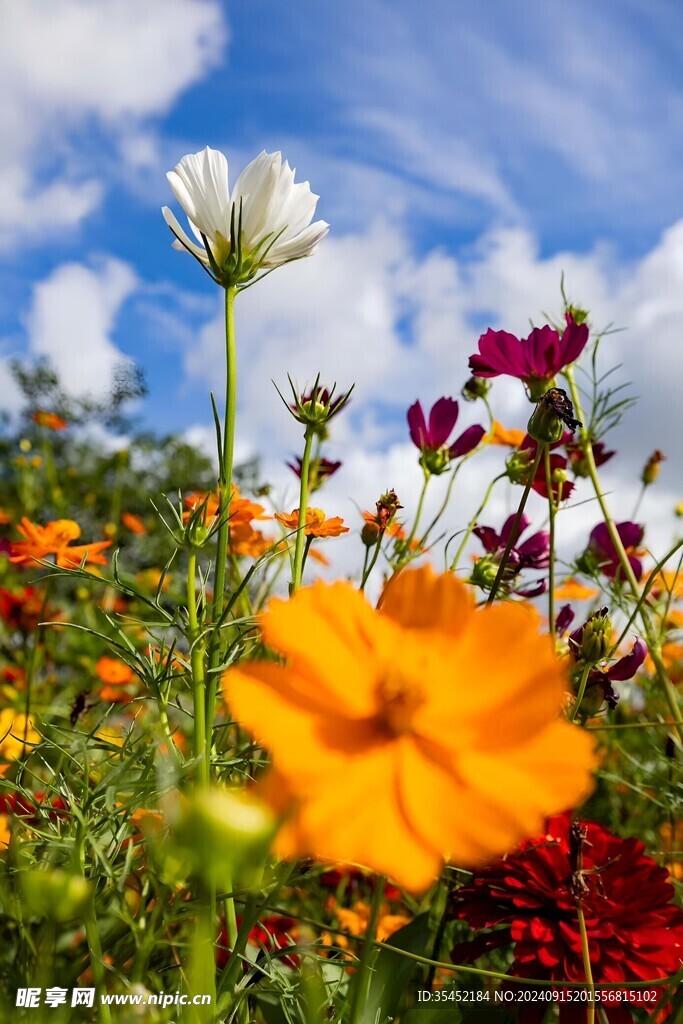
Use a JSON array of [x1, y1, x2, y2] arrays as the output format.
[[178, 214, 682, 583], [25, 258, 137, 399], [0, 0, 226, 247]]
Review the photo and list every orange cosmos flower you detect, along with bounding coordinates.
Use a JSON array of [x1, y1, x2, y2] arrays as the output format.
[[9, 518, 111, 568], [488, 421, 526, 447], [275, 507, 349, 538], [553, 577, 598, 601], [184, 488, 272, 557], [33, 410, 68, 430], [224, 566, 595, 890], [0, 814, 10, 850], [121, 512, 146, 535], [96, 657, 137, 702], [0, 507, 11, 525]]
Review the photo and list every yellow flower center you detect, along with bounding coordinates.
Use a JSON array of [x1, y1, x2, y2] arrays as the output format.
[[374, 670, 425, 737]]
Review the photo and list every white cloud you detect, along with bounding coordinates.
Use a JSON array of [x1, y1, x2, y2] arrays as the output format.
[[0, 0, 226, 247], [179, 214, 683, 584], [25, 258, 137, 398]]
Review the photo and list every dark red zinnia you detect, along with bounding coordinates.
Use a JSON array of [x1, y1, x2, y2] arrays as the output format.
[[452, 813, 683, 1022]]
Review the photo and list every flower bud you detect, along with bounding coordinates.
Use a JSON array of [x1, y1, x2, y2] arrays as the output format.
[[566, 305, 589, 326], [642, 449, 665, 486], [506, 449, 534, 485], [676, 501, 683, 518], [21, 870, 90, 922], [361, 521, 381, 547], [421, 445, 450, 476], [570, 608, 612, 663], [172, 787, 277, 890], [461, 376, 491, 402], [527, 387, 581, 443]]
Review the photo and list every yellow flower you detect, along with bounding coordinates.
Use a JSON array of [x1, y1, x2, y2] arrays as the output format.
[[0, 710, 39, 761], [224, 566, 595, 890]]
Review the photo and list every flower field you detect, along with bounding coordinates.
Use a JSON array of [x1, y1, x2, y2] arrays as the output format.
[[0, 145, 682, 1024]]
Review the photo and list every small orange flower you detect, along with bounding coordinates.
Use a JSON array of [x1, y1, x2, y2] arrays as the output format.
[[308, 548, 331, 567], [10, 518, 111, 568], [488, 421, 526, 447], [121, 512, 146, 535], [0, 508, 11, 525], [184, 488, 271, 557], [224, 566, 595, 890], [0, 814, 10, 849], [554, 578, 598, 601], [275, 508, 349, 538], [96, 656, 136, 702], [33, 410, 68, 430], [231, 524, 274, 558]]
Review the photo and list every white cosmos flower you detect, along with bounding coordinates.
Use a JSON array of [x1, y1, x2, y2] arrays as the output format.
[[161, 147, 328, 286]]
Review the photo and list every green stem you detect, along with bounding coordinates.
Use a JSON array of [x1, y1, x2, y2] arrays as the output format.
[[450, 473, 505, 572], [402, 471, 430, 556], [571, 662, 592, 723], [349, 874, 384, 1024], [187, 550, 208, 787], [209, 284, 238, 675], [545, 446, 557, 634], [577, 902, 595, 1024], [564, 367, 683, 744], [291, 427, 314, 592], [361, 536, 384, 591], [84, 902, 113, 1024], [486, 447, 544, 606]]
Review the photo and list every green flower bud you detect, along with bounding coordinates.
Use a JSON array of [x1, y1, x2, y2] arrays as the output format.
[[21, 870, 90, 922], [461, 376, 491, 402], [420, 446, 450, 476], [527, 387, 581, 443]]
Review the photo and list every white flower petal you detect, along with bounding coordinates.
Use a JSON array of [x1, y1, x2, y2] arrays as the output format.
[[167, 147, 231, 241], [264, 220, 329, 266], [161, 206, 210, 264], [232, 151, 283, 248]]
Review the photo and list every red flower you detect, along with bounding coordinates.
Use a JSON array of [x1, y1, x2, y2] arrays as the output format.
[[587, 521, 645, 582], [453, 813, 683, 1022], [508, 435, 575, 503], [469, 314, 589, 391], [407, 398, 484, 474], [216, 914, 299, 969]]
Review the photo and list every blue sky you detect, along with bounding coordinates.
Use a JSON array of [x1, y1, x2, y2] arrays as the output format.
[[1, 0, 682, 545]]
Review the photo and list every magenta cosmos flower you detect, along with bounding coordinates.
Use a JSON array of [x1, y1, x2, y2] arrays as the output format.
[[587, 522, 645, 582], [469, 313, 589, 394], [407, 398, 485, 475]]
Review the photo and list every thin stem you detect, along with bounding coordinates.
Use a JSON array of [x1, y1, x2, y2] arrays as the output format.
[[291, 427, 314, 592], [571, 663, 592, 723], [564, 367, 683, 744], [84, 902, 113, 1024], [450, 473, 505, 572], [361, 537, 384, 591], [403, 471, 430, 552], [209, 284, 238, 673], [349, 874, 384, 1024], [486, 446, 544, 606], [186, 550, 208, 787], [577, 902, 596, 1024], [545, 446, 557, 634]]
